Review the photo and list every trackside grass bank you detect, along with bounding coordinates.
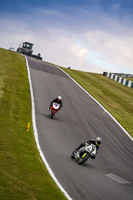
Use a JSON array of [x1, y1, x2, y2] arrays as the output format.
[[0, 48, 67, 200], [60, 67, 133, 138]]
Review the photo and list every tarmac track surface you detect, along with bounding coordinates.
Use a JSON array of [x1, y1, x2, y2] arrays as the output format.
[[28, 57, 133, 200]]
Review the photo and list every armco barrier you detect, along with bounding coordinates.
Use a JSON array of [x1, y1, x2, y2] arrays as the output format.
[[104, 72, 133, 88]]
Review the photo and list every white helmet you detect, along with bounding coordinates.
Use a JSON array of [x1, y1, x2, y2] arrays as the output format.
[[57, 96, 62, 100], [95, 137, 102, 146]]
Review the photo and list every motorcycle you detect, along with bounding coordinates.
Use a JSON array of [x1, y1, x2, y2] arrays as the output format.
[[71, 143, 97, 165], [49, 102, 60, 119]]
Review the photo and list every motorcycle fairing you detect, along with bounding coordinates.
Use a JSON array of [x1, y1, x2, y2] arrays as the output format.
[[52, 102, 60, 110]]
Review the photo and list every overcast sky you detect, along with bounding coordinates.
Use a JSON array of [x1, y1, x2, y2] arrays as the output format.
[[0, 0, 133, 74]]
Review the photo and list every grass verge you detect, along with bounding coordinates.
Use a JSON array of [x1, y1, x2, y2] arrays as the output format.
[[126, 77, 133, 81], [0, 48, 67, 200], [60, 67, 133, 138]]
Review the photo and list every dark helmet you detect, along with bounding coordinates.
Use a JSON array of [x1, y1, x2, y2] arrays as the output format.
[[57, 96, 62, 102], [95, 137, 102, 146]]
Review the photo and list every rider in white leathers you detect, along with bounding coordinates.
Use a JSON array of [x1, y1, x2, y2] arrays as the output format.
[[75, 137, 102, 159]]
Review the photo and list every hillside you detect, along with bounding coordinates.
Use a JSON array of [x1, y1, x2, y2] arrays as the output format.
[[0, 48, 67, 200], [60, 67, 133, 138], [0, 47, 132, 199]]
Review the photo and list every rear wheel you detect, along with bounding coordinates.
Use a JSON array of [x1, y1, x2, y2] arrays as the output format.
[[71, 150, 77, 159]]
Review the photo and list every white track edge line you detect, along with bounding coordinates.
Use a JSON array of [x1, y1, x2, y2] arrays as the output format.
[[25, 56, 73, 200], [58, 67, 133, 142]]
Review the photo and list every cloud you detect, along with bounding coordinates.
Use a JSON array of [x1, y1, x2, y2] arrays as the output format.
[[0, 13, 106, 73], [83, 30, 133, 72], [111, 3, 121, 10], [70, 44, 88, 57], [0, 3, 133, 74]]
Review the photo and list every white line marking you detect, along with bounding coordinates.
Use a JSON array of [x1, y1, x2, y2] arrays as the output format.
[[105, 173, 130, 184], [58, 67, 133, 142], [25, 56, 72, 200]]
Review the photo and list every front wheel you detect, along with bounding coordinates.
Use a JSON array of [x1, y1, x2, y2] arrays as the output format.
[[77, 154, 90, 165], [50, 110, 55, 119]]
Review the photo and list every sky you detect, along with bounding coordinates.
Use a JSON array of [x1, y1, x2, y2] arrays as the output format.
[[0, 0, 133, 74]]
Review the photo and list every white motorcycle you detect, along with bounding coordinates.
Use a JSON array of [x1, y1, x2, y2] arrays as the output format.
[[71, 143, 97, 165]]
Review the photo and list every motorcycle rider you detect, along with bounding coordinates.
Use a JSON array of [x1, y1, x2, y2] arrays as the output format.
[[49, 96, 63, 110], [37, 53, 41, 60], [74, 137, 102, 159]]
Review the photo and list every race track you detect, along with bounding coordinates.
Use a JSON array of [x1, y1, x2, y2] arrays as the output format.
[[27, 57, 133, 200]]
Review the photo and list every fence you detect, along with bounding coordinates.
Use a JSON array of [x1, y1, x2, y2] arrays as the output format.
[[103, 72, 133, 89]]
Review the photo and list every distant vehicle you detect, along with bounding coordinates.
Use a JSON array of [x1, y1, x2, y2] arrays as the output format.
[[17, 42, 33, 56], [32, 53, 42, 60], [17, 42, 42, 60], [8, 47, 16, 52]]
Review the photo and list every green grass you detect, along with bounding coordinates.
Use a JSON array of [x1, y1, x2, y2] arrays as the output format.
[[0, 48, 67, 200], [60, 67, 133, 138], [126, 77, 133, 81]]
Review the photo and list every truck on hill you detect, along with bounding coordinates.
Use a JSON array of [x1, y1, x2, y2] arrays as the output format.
[[17, 42, 33, 56], [17, 42, 42, 60]]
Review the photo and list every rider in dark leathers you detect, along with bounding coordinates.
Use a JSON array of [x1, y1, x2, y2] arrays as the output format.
[[49, 96, 63, 110], [75, 137, 102, 159]]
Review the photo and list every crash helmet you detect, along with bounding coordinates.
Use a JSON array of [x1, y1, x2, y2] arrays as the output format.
[[95, 137, 102, 146], [57, 96, 62, 102]]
